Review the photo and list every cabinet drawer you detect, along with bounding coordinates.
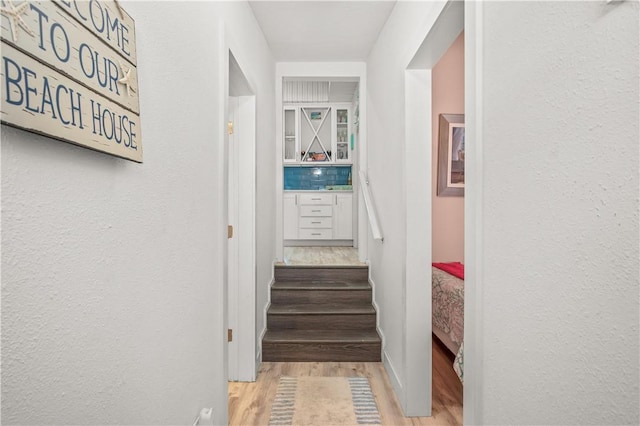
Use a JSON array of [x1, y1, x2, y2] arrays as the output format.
[[300, 205, 332, 217], [300, 217, 333, 228], [299, 193, 333, 205], [299, 228, 333, 239]]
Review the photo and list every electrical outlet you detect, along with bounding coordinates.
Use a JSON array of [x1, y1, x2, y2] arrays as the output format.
[[192, 408, 214, 426]]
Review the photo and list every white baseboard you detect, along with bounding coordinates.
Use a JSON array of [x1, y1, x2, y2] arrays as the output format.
[[383, 350, 405, 412], [255, 346, 262, 372], [368, 275, 385, 355], [371, 274, 405, 413], [257, 300, 269, 354], [256, 273, 274, 372]]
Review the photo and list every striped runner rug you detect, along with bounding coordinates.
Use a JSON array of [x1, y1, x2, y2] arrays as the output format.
[[269, 376, 382, 426]]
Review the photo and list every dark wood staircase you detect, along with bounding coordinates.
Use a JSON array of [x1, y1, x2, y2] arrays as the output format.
[[262, 265, 382, 362]]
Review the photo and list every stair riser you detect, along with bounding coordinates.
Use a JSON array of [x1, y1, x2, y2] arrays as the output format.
[[262, 342, 381, 362], [268, 314, 376, 330], [271, 289, 371, 305], [275, 267, 368, 282]]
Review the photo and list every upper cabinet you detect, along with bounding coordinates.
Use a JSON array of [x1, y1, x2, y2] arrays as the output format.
[[283, 104, 352, 164], [284, 107, 298, 162], [301, 106, 332, 162], [335, 108, 350, 163]]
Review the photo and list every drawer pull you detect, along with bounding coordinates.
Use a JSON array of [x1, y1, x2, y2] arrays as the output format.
[[311, 198, 321, 200], [312, 209, 321, 212], [311, 221, 321, 224], [312, 233, 321, 236]]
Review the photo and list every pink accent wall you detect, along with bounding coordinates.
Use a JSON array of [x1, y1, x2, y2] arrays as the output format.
[[432, 32, 464, 262]]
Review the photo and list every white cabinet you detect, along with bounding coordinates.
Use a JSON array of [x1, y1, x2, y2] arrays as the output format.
[[335, 108, 351, 163], [300, 107, 332, 162], [283, 104, 351, 164], [334, 193, 353, 240], [283, 108, 298, 162], [299, 193, 333, 205], [283, 193, 299, 240], [284, 192, 353, 242], [299, 193, 333, 240]]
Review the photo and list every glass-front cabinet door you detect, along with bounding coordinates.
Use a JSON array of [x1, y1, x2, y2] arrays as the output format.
[[335, 108, 349, 162], [300, 107, 332, 162], [283, 107, 298, 162]]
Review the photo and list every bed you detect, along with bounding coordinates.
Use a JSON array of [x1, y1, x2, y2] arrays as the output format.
[[432, 262, 464, 382]]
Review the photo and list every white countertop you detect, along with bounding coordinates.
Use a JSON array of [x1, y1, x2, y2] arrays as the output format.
[[284, 189, 353, 193]]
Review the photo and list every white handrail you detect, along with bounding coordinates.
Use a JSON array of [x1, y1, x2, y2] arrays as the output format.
[[359, 170, 383, 242]]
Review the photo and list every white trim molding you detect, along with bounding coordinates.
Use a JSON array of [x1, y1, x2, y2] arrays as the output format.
[[402, 68, 432, 416], [463, 1, 484, 424]]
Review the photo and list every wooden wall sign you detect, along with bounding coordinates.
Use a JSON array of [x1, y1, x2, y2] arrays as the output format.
[[1, 0, 142, 162]]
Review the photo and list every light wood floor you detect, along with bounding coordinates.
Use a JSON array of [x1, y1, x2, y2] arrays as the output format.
[[229, 336, 462, 425]]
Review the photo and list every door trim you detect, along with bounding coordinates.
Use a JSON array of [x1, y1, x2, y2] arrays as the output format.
[[463, 1, 484, 423], [403, 69, 432, 416], [226, 47, 257, 383], [401, 0, 464, 416]]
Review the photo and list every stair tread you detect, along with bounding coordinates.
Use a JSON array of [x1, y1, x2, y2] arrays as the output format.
[[272, 280, 370, 290], [264, 329, 381, 343], [268, 304, 375, 314]]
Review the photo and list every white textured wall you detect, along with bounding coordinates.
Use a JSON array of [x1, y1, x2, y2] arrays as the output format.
[[1, 1, 275, 424], [366, 0, 446, 402], [477, 1, 639, 424]]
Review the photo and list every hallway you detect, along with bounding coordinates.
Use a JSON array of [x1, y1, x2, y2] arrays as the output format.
[[229, 337, 462, 425], [2, 1, 636, 425]]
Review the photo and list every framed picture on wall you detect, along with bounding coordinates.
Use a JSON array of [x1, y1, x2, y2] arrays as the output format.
[[437, 114, 465, 196]]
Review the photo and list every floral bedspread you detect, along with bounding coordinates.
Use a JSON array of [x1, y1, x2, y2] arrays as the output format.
[[432, 266, 464, 382]]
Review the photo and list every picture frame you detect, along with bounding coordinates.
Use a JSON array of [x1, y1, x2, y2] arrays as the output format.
[[310, 111, 322, 120], [437, 114, 465, 196]]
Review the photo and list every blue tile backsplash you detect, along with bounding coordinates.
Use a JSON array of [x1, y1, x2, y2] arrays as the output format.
[[284, 166, 352, 190]]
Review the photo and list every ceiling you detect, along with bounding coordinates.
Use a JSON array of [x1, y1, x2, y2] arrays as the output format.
[[248, 1, 397, 62]]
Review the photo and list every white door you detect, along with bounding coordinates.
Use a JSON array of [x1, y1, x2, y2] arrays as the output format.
[[227, 97, 239, 381], [227, 95, 257, 382]]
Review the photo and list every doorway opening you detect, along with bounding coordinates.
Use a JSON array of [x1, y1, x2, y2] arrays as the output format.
[[275, 63, 367, 266], [429, 23, 466, 420], [279, 77, 362, 267], [402, 0, 464, 417]]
